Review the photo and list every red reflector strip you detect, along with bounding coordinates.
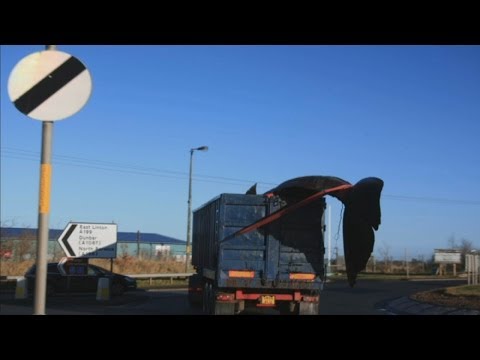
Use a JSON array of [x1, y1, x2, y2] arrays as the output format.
[[289, 273, 315, 280], [229, 270, 255, 278]]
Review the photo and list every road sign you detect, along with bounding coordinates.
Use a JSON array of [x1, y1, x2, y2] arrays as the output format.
[[434, 249, 462, 264], [58, 222, 117, 258], [7, 50, 92, 121]]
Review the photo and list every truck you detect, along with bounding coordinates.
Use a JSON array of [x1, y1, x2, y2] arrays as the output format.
[[188, 192, 327, 315]]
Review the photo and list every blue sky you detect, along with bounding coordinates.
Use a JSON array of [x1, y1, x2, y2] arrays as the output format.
[[1, 45, 479, 260]]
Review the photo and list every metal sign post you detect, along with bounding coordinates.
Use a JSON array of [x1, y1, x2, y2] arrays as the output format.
[[35, 45, 56, 315], [35, 111, 53, 314], [8, 45, 92, 314]]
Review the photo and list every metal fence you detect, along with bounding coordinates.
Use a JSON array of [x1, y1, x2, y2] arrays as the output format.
[[465, 254, 479, 285], [5, 273, 194, 282], [128, 273, 193, 285]]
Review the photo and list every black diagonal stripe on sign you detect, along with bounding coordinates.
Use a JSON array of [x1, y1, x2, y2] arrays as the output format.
[[14, 56, 86, 115], [61, 224, 77, 257]]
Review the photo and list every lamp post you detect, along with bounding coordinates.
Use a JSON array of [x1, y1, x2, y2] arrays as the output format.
[[185, 145, 208, 272]]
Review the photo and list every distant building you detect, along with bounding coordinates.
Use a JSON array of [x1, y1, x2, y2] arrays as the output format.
[[0, 227, 186, 261], [117, 231, 186, 260]]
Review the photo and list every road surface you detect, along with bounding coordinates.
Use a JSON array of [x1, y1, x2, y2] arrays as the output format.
[[0, 279, 464, 315]]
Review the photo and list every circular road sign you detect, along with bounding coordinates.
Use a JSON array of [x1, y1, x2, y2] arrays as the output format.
[[8, 50, 92, 121]]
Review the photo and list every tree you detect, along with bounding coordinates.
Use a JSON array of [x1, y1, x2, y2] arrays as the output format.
[[458, 238, 474, 269], [378, 242, 392, 273], [0, 225, 14, 260], [459, 238, 473, 254], [15, 228, 35, 260], [447, 235, 473, 266], [447, 234, 457, 249]]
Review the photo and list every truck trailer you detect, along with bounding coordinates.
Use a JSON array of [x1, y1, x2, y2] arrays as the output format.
[[188, 175, 384, 315], [189, 192, 327, 315]]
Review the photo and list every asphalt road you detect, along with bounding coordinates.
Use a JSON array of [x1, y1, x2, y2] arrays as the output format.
[[0, 279, 465, 315], [319, 279, 463, 315]]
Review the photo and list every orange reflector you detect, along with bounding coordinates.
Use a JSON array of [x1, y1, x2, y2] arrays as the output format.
[[289, 273, 315, 280], [229, 270, 255, 278]]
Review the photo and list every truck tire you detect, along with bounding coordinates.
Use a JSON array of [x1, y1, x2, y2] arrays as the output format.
[[277, 301, 297, 315], [202, 283, 211, 314], [188, 274, 203, 308], [298, 302, 319, 315]]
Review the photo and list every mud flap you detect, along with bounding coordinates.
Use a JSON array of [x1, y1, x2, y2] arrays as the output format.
[[298, 301, 319, 315], [214, 301, 236, 315]]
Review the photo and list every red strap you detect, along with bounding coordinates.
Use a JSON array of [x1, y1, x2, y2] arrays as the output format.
[[236, 184, 353, 236]]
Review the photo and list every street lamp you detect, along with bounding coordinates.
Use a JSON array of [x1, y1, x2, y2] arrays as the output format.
[[185, 145, 208, 272]]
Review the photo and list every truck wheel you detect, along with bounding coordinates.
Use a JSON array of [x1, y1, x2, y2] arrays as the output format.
[[188, 274, 203, 308], [298, 302, 319, 315], [202, 283, 210, 314], [278, 301, 297, 315], [213, 301, 235, 315], [207, 284, 216, 315]]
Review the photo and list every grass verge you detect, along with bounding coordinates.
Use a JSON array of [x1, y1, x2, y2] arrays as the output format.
[[411, 285, 480, 310], [0, 257, 186, 277], [136, 278, 188, 289], [329, 273, 441, 281], [443, 285, 480, 297]]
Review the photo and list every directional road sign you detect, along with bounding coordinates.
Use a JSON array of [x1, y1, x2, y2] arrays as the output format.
[[58, 222, 117, 258], [8, 50, 92, 121]]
